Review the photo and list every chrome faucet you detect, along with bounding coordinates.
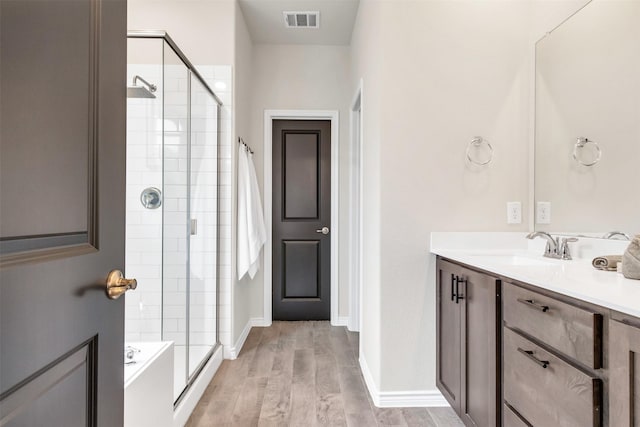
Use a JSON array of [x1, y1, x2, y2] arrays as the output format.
[[602, 231, 631, 240], [526, 231, 559, 258], [526, 232, 578, 260]]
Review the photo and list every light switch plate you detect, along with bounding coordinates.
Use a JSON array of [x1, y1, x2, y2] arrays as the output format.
[[507, 202, 522, 224], [536, 201, 551, 224]]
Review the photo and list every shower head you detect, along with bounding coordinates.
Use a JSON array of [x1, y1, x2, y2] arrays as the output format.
[[127, 86, 156, 98], [127, 75, 157, 99]]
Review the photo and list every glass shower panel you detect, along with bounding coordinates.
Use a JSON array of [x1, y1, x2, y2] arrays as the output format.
[[161, 41, 189, 401], [125, 38, 164, 344], [188, 75, 219, 377]]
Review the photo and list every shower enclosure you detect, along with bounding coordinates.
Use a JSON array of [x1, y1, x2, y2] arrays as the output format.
[[125, 31, 221, 403]]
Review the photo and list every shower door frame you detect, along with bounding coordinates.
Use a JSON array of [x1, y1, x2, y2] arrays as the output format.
[[127, 30, 222, 407]]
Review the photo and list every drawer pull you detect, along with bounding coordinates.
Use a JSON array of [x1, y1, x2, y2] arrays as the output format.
[[450, 274, 456, 301], [517, 298, 549, 312], [455, 277, 465, 304], [517, 347, 549, 369]]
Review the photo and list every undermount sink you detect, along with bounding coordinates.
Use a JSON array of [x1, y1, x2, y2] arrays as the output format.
[[466, 254, 560, 267], [490, 255, 559, 266]]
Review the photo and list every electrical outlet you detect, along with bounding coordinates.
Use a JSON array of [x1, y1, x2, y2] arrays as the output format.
[[507, 202, 522, 224], [536, 201, 551, 224]]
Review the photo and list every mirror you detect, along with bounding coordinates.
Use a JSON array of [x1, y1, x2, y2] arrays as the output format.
[[534, 0, 640, 239]]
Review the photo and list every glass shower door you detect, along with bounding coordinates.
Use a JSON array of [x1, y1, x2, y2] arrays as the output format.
[[188, 75, 219, 378], [161, 41, 189, 401]]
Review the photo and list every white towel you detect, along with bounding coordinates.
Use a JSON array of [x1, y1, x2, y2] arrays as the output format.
[[237, 145, 266, 280]]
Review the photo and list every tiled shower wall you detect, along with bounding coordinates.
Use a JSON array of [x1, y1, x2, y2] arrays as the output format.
[[160, 60, 190, 348], [125, 63, 163, 343], [125, 64, 232, 353]]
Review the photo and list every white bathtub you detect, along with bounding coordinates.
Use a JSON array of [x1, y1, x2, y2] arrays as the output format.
[[124, 341, 174, 427]]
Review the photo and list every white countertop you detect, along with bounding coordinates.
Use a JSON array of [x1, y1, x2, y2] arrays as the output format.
[[430, 232, 640, 318]]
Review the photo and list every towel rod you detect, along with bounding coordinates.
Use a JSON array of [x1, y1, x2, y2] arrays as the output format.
[[238, 137, 254, 154]]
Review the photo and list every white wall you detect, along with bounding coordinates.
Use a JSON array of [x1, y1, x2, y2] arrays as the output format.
[[128, 0, 234, 66], [231, 0, 258, 348], [350, 0, 591, 396], [349, 0, 384, 390], [379, 0, 532, 392]]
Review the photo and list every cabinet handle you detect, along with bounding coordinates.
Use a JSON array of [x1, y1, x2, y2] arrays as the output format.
[[450, 274, 456, 301], [517, 348, 549, 369], [455, 277, 465, 304], [517, 298, 549, 313]]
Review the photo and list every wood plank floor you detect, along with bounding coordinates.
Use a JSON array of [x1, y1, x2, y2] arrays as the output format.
[[186, 321, 464, 427]]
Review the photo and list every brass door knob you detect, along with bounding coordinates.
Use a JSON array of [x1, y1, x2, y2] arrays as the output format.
[[106, 270, 137, 300]]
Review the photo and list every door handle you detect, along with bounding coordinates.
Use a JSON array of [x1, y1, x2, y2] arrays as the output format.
[[106, 270, 137, 300], [316, 227, 330, 235]]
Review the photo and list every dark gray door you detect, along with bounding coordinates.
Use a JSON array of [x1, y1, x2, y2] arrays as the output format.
[[0, 0, 127, 425], [272, 120, 331, 320]]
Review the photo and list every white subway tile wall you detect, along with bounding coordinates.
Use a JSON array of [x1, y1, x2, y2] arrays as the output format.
[[162, 60, 189, 365], [126, 63, 163, 343]]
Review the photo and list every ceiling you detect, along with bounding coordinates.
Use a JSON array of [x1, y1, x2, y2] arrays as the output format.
[[238, 0, 360, 46]]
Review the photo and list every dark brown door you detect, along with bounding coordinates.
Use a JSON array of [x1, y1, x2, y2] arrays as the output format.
[[272, 120, 331, 320], [0, 0, 127, 425]]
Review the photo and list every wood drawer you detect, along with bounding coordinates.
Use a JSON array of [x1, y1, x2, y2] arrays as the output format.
[[503, 404, 530, 427], [504, 327, 602, 427], [503, 283, 603, 369]]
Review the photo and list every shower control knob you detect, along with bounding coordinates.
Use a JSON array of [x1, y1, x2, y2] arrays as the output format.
[[140, 187, 162, 209], [106, 270, 137, 300]]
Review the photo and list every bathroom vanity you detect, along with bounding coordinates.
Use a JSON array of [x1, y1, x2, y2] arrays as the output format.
[[432, 233, 640, 427]]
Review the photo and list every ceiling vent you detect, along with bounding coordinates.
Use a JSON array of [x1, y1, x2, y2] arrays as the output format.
[[283, 11, 320, 29]]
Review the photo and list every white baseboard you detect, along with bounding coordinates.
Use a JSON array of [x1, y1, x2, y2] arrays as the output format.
[[173, 346, 223, 427], [359, 355, 449, 408], [332, 316, 349, 327], [251, 317, 271, 327], [224, 317, 267, 360]]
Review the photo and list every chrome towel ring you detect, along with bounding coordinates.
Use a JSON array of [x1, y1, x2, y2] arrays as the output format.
[[466, 136, 493, 166], [573, 137, 601, 166]]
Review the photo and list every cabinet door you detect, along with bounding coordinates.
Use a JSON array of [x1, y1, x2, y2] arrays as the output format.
[[436, 260, 462, 413], [460, 268, 500, 427], [610, 319, 640, 426]]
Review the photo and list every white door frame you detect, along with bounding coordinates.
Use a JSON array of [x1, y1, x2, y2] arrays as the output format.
[[263, 110, 340, 326], [349, 81, 363, 332]]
